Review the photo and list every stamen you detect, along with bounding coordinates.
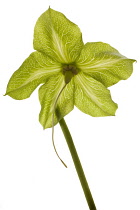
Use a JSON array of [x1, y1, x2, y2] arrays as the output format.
[[62, 64, 78, 84], [52, 84, 67, 168]]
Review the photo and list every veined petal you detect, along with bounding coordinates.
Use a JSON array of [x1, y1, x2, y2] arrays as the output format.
[[39, 74, 74, 129], [74, 72, 118, 117], [76, 42, 135, 87], [5, 51, 61, 99], [34, 8, 84, 63]]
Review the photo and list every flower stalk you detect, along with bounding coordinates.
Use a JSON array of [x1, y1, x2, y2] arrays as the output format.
[[59, 117, 97, 210]]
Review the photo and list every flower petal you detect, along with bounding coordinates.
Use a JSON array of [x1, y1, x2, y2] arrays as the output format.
[[39, 74, 74, 129], [74, 72, 118, 117], [34, 8, 84, 63], [76, 42, 135, 87], [5, 51, 61, 99]]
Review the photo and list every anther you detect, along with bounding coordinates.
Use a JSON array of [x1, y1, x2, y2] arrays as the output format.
[[62, 64, 78, 84]]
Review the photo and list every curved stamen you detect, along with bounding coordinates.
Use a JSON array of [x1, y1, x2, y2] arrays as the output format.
[[52, 84, 67, 168]]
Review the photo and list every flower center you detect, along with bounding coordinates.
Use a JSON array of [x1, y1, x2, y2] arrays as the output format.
[[62, 64, 78, 84]]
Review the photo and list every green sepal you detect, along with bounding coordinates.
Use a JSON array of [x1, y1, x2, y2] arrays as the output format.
[[5, 51, 61, 100], [76, 42, 135, 87], [74, 72, 118, 117], [39, 74, 74, 129], [33, 8, 84, 64]]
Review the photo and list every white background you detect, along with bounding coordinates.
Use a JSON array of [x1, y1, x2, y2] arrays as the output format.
[[0, 0, 140, 210]]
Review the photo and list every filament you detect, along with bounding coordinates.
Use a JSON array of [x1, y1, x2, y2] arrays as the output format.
[[52, 84, 67, 168]]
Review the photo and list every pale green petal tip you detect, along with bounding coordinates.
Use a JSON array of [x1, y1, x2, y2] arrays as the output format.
[[3, 92, 7, 97], [48, 6, 52, 12], [128, 58, 136, 65], [103, 101, 118, 117], [132, 59, 137, 63]]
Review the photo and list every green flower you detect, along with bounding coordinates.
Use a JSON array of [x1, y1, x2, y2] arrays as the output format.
[[5, 7, 135, 129]]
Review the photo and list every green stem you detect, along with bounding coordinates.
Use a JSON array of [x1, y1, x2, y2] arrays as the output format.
[[59, 118, 97, 210]]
